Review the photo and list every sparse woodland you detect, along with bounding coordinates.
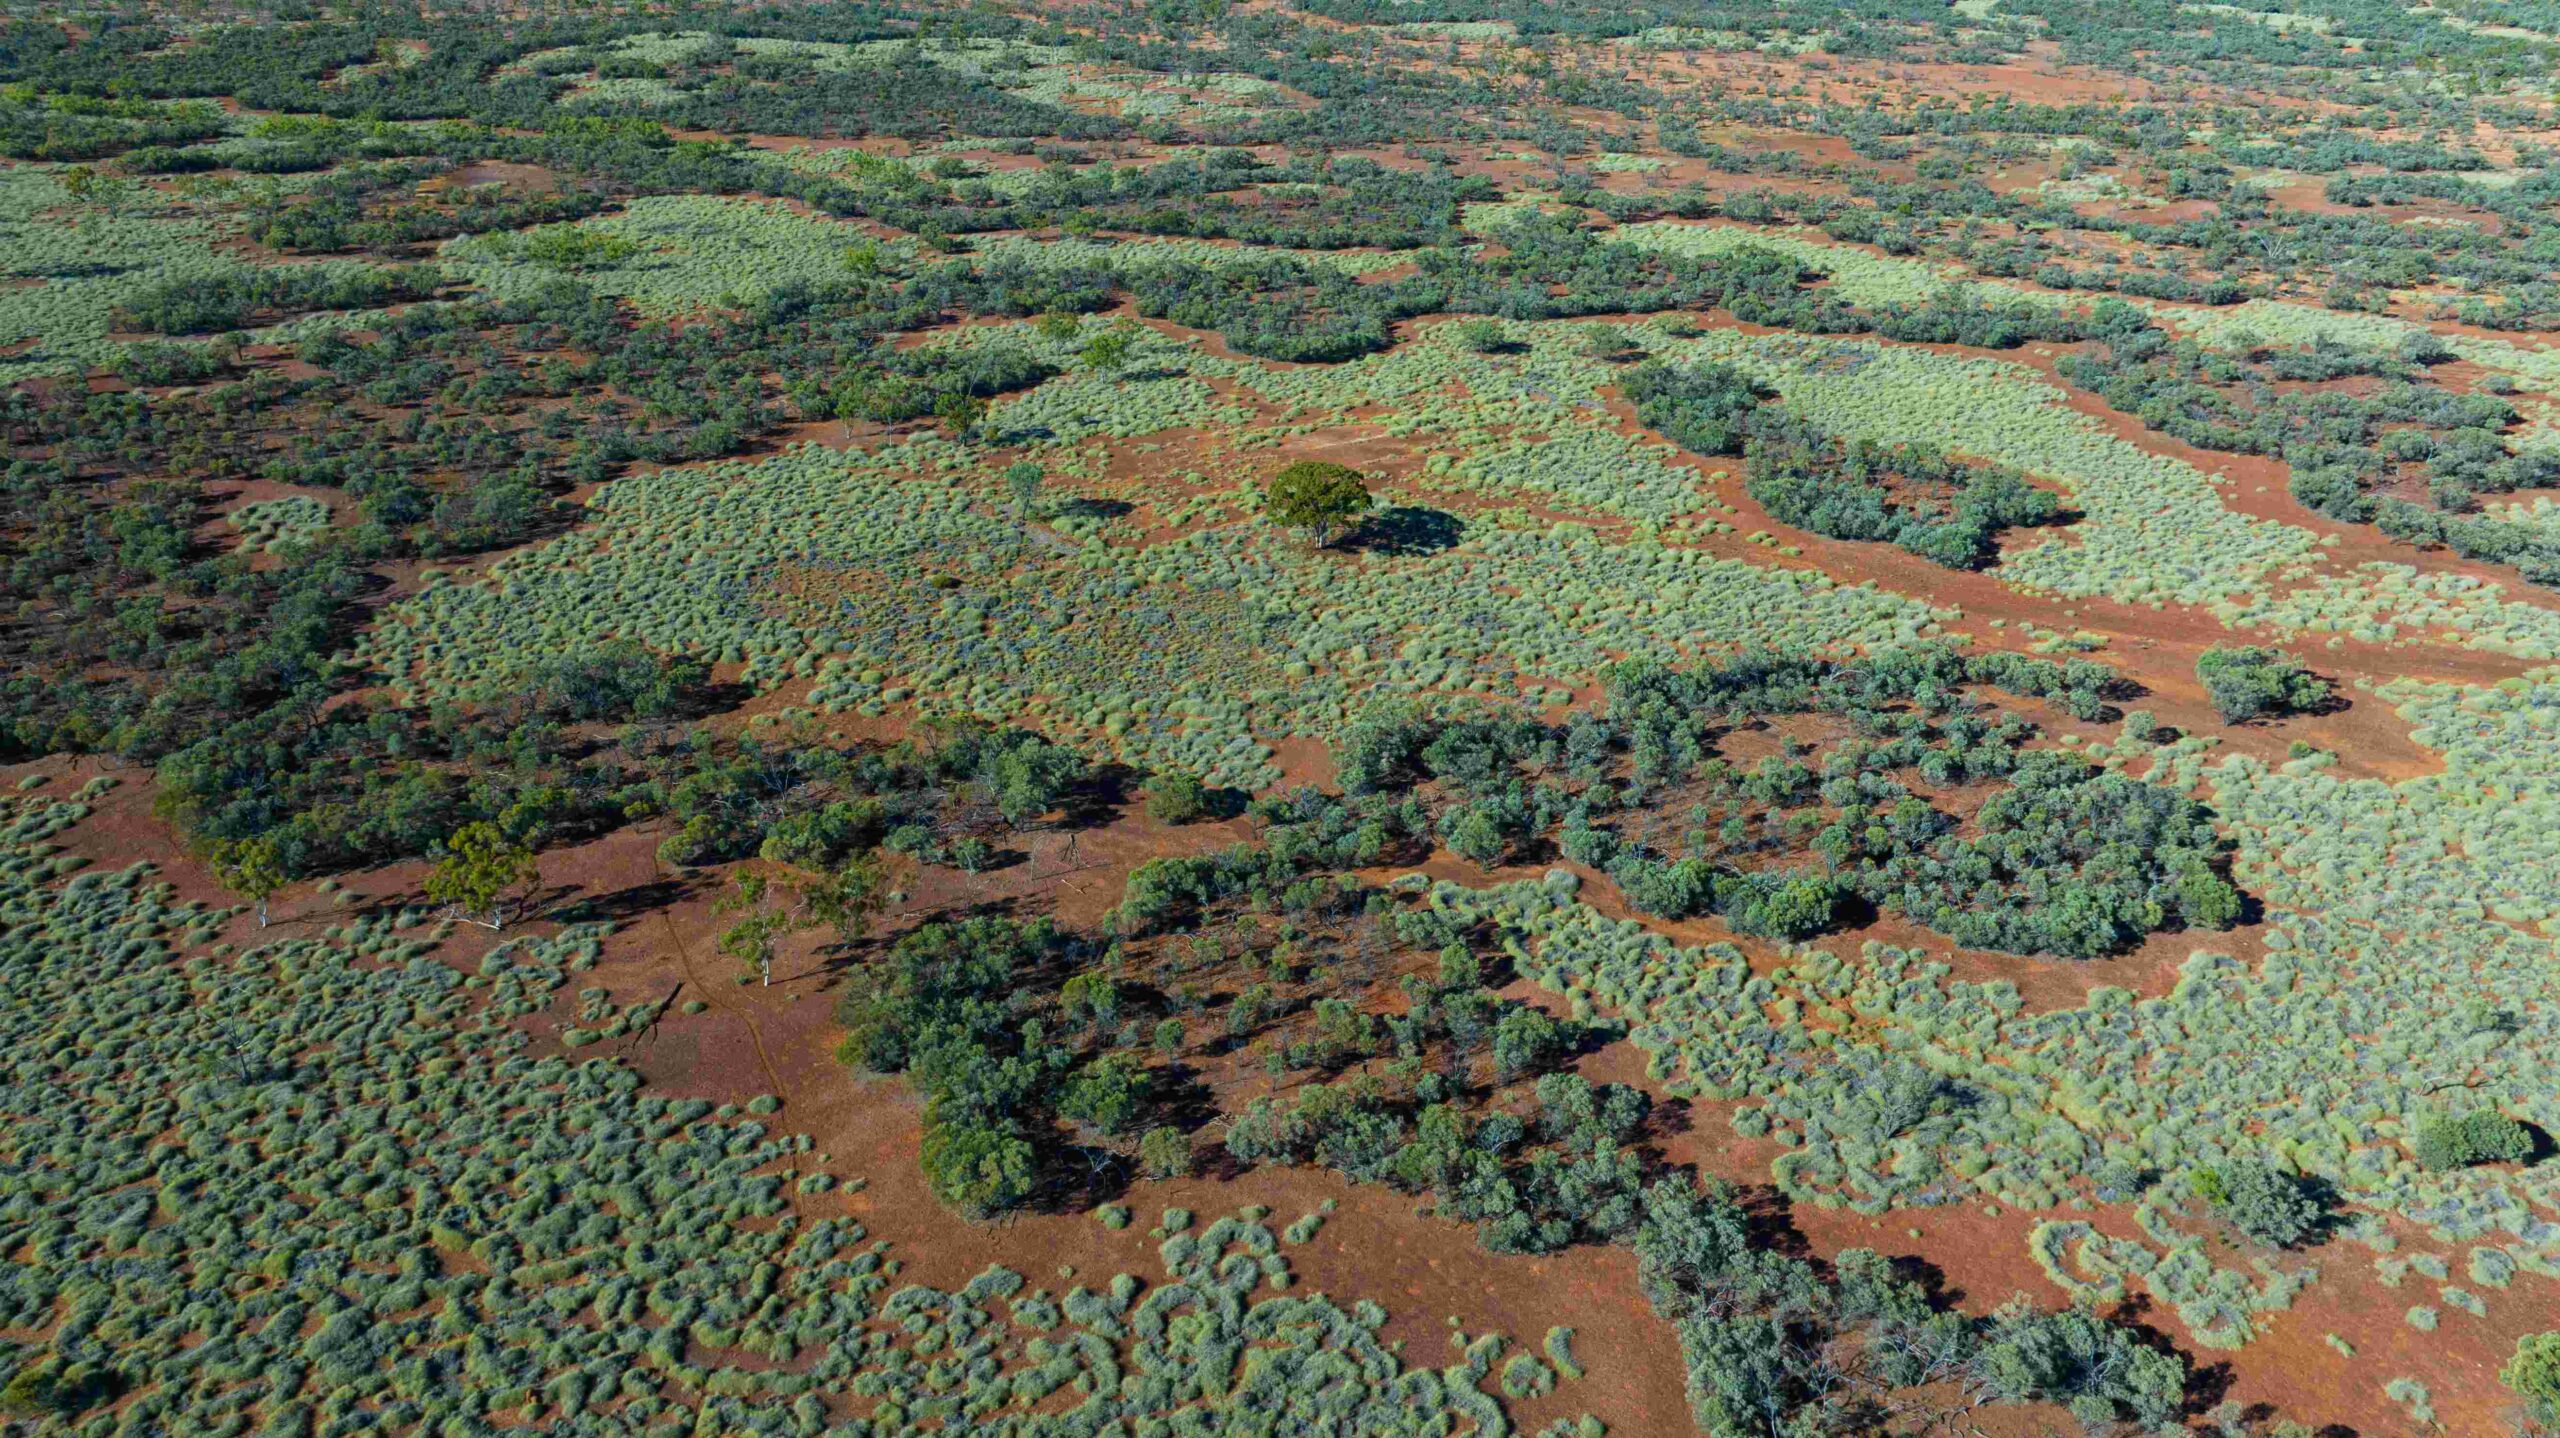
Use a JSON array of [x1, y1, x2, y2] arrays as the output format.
[[7, 1, 2560, 1434]]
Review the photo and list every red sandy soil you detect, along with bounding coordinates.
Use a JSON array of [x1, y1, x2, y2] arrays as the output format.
[[1684, 128, 1881, 176], [1617, 38, 2239, 112], [426, 160, 562, 194], [25, 747, 2554, 1437], [190, 475, 355, 571], [2264, 176, 2506, 235], [2214, 1209, 2548, 1436], [0, 543, 2492, 1437], [2099, 197, 2223, 224], [1573, 312, 2535, 721], [35, 54, 2560, 1431], [867, 295, 2513, 798], [10, 760, 1697, 1432]]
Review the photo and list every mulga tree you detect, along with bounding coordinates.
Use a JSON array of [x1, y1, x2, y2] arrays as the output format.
[[205, 835, 286, 928], [714, 873, 793, 987], [1265, 461, 1375, 548], [423, 821, 537, 929]]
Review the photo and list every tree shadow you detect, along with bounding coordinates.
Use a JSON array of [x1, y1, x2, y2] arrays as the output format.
[[1058, 761, 1143, 827], [1145, 1060, 1224, 1138], [961, 844, 1032, 875], [2515, 1119, 2559, 1166], [2012, 500, 2083, 535], [502, 880, 585, 925], [43, 259, 146, 281], [1884, 1251, 1965, 1310], [1155, 781, 1253, 823], [1031, 1140, 1133, 1215], [2227, 883, 2269, 931], [2182, 1359, 2240, 1418], [2295, 1174, 2353, 1247], [1351, 505, 1466, 557], [551, 876, 696, 926], [665, 677, 756, 721], [1732, 1180, 1817, 1264], [1644, 1094, 1696, 1142], [1200, 1142, 1256, 1183], [1054, 497, 1134, 522]]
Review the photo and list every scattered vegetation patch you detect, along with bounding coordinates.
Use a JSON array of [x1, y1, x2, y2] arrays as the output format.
[[2196, 646, 2333, 725]]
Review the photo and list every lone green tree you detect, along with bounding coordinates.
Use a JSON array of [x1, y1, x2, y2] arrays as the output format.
[[2190, 1159, 2325, 1248], [1004, 460, 1044, 521], [934, 391, 989, 440], [1080, 322, 1138, 373], [423, 821, 538, 929], [2414, 1107, 2534, 1171], [715, 872, 792, 987], [205, 836, 286, 928], [1265, 461, 1374, 548], [800, 851, 889, 948], [1450, 317, 1511, 354]]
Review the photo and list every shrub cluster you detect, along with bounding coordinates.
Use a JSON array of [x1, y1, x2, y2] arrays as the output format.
[[2413, 1109, 2533, 1173], [2196, 646, 2331, 725], [1338, 646, 2236, 958], [1742, 410, 2064, 570], [2190, 1161, 2327, 1249]]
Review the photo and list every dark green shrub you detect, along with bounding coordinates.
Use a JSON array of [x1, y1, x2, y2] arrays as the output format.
[[2502, 1332, 2560, 1426], [1490, 1005, 1569, 1081], [1622, 359, 1768, 457], [2192, 1160, 2324, 1248], [2196, 647, 2331, 724], [1971, 1303, 2185, 1428], [919, 1119, 1038, 1218], [832, 916, 1054, 1073], [1742, 411, 2062, 570], [2414, 1109, 2533, 1172], [112, 262, 443, 335], [0, 1356, 122, 1418], [757, 800, 885, 870], [982, 737, 1087, 826], [1717, 870, 1845, 941], [1449, 318, 1512, 353], [1558, 822, 1618, 867], [1057, 1054, 1149, 1136], [508, 641, 710, 723], [1138, 1125, 1191, 1179], [1442, 805, 1506, 868], [1144, 773, 1211, 824]]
